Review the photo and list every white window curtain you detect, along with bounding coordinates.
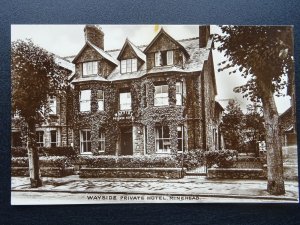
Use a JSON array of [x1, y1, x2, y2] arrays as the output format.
[[83, 61, 98, 76], [176, 82, 183, 105], [167, 50, 173, 65], [49, 96, 57, 114], [154, 85, 169, 106], [155, 52, 161, 66]]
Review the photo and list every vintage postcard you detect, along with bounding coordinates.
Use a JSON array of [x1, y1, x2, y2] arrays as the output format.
[[11, 24, 298, 204]]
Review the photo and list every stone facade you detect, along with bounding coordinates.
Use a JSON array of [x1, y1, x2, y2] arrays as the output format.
[[70, 25, 219, 157]]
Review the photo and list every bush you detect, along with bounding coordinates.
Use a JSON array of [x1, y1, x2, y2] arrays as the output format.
[[204, 149, 238, 168], [11, 157, 28, 167], [38, 147, 77, 157], [77, 155, 181, 168], [176, 149, 204, 170], [11, 156, 71, 168], [11, 147, 27, 157]]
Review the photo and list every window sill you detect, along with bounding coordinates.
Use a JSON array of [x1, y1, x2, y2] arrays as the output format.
[[80, 152, 93, 155]]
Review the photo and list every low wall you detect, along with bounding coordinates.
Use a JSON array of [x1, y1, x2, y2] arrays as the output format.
[[207, 168, 266, 179], [283, 164, 298, 180], [79, 167, 184, 179], [11, 167, 74, 177]]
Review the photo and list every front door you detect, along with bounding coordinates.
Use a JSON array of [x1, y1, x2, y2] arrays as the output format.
[[120, 126, 133, 155]]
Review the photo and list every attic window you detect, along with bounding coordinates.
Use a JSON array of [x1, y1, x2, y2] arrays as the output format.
[[121, 58, 137, 73], [83, 61, 98, 77], [155, 50, 173, 66]]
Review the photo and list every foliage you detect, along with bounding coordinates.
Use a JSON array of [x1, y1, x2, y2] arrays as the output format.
[[11, 147, 28, 157], [77, 155, 181, 168], [38, 147, 77, 157], [204, 149, 238, 168], [220, 100, 245, 151], [11, 156, 71, 168], [177, 149, 205, 170]]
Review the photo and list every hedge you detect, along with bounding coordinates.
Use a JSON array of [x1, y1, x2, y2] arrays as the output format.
[[176, 149, 204, 170], [77, 155, 181, 168], [204, 149, 238, 168], [11, 146, 77, 157], [11, 156, 72, 168]]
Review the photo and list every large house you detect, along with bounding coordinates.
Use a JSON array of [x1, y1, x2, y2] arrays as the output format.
[[12, 25, 221, 156]]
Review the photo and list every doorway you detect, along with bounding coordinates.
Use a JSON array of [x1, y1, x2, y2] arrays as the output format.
[[120, 126, 133, 155]]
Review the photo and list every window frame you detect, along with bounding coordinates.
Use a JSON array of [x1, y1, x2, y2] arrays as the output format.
[[177, 126, 184, 153], [50, 130, 57, 147], [98, 129, 105, 153], [97, 90, 105, 111], [80, 129, 92, 154], [82, 61, 98, 77], [176, 82, 183, 106], [119, 91, 132, 110], [120, 58, 138, 73], [49, 96, 57, 115], [36, 131, 44, 147], [167, 50, 174, 65], [79, 90, 91, 112], [154, 84, 169, 106], [155, 125, 171, 153]]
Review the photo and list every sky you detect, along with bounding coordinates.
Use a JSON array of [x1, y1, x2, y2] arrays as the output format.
[[11, 24, 291, 114]]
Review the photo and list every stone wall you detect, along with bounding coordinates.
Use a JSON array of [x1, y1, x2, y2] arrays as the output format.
[[207, 168, 266, 179]]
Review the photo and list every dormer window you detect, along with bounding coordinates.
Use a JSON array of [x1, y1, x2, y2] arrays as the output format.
[[155, 50, 173, 66], [121, 58, 137, 73], [82, 61, 98, 77]]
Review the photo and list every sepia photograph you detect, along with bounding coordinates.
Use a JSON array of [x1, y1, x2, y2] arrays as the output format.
[[10, 24, 298, 204]]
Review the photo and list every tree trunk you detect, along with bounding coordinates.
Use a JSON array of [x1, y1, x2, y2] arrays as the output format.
[[261, 89, 285, 195], [27, 120, 42, 188]]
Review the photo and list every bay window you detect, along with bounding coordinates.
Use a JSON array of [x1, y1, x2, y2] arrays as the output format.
[[50, 130, 57, 147], [176, 82, 183, 105], [36, 131, 44, 147]]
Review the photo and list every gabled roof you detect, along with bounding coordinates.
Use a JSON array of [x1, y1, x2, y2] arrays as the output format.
[[117, 38, 146, 62], [72, 41, 118, 66], [143, 28, 190, 58]]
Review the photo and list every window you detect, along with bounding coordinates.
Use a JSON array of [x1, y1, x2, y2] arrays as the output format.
[[177, 126, 184, 152], [80, 90, 91, 112], [120, 58, 137, 73], [83, 61, 98, 77], [155, 126, 171, 153], [167, 50, 173, 65], [98, 129, 105, 152], [49, 96, 57, 115], [80, 129, 91, 153], [97, 90, 104, 111], [50, 130, 57, 147], [11, 132, 22, 147], [155, 50, 173, 66], [36, 131, 44, 147], [119, 92, 132, 110], [176, 82, 183, 106], [154, 84, 168, 106]]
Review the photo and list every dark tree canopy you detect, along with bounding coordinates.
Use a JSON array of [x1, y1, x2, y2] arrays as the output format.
[[11, 39, 66, 122], [215, 26, 294, 102]]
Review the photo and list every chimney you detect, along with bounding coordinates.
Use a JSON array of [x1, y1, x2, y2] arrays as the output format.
[[199, 25, 210, 48], [84, 25, 104, 50]]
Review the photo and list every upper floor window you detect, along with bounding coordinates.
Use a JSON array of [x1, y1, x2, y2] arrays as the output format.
[[83, 61, 98, 77], [155, 50, 173, 66], [80, 90, 91, 112], [97, 90, 104, 111], [49, 96, 57, 115], [154, 84, 168, 106], [176, 82, 183, 106], [119, 92, 132, 110], [121, 58, 137, 73]]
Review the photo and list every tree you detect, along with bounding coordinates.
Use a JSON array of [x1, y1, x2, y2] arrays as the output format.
[[220, 100, 244, 151], [215, 26, 294, 195], [11, 40, 66, 187]]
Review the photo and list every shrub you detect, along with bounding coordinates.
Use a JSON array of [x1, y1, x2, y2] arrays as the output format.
[[176, 149, 205, 170], [77, 155, 181, 168], [11, 156, 71, 168], [11, 147, 27, 157], [204, 149, 238, 168], [38, 147, 77, 157]]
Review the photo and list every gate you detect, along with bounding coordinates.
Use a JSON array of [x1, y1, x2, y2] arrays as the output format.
[[185, 164, 207, 176]]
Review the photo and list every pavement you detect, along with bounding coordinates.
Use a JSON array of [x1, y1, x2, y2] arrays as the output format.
[[11, 175, 299, 204]]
